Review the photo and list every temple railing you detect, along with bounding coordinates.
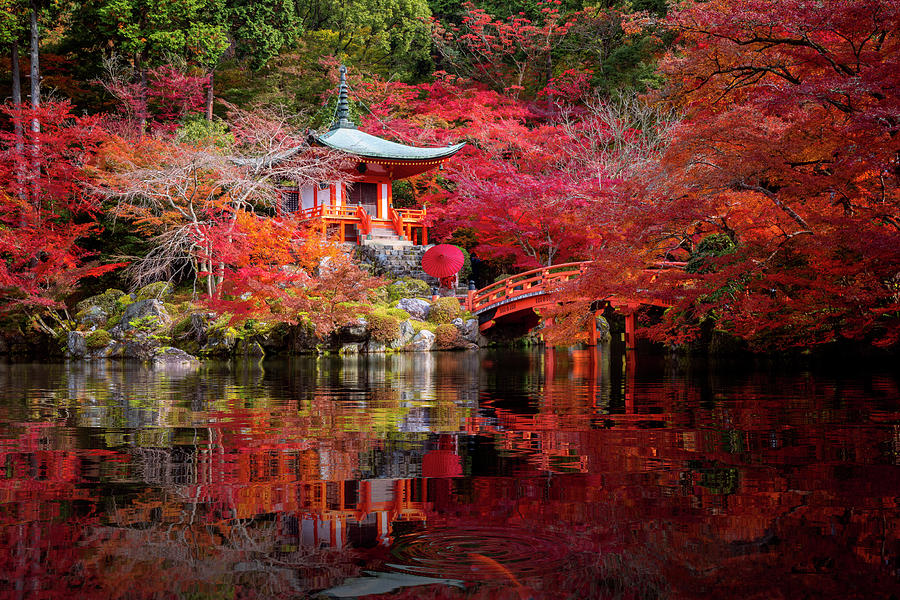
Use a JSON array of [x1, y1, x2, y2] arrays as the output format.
[[284, 201, 428, 243]]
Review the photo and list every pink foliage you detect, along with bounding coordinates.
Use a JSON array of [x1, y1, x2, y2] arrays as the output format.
[[103, 64, 209, 135]]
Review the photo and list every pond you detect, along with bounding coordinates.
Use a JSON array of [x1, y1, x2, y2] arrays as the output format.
[[0, 349, 898, 599]]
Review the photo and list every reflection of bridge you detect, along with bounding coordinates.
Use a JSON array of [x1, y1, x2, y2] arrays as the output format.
[[463, 261, 683, 346]]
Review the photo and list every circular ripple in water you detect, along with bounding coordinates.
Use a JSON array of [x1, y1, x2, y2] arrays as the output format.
[[389, 525, 570, 581]]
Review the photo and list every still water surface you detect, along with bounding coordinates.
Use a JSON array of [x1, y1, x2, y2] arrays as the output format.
[[1, 349, 899, 599]]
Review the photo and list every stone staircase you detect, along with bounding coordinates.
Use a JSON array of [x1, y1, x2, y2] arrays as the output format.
[[355, 228, 436, 283]]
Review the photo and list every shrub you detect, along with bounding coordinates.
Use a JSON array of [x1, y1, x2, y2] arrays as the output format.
[[428, 297, 461, 324], [434, 324, 462, 349], [410, 320, 437, 334], [385, 308, 410, 320], [368, 313, 401, 342], [85, 329, 111, 349], [176, 115, 235, 148]]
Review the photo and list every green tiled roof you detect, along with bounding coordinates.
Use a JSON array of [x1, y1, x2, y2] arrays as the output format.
[[313, 127, 465, 161]]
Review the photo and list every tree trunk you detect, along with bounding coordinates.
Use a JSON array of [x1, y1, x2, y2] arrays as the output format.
[[11, 43, 25, 205], [136, 51, 148, 134], [205, 69, 214, 120], [29, 2, 39, 117], [11, 42, 22, 130], [29, 1, 41, 210]]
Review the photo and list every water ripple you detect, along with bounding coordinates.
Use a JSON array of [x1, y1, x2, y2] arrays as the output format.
[[388, 525, 569, 582]]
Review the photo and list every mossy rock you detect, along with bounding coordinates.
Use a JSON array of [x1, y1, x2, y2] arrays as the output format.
[[388, 278, 431, 302], [171, 315, 195, 339], [85, 329, 111, 349], [75, 289, 126, 314], [427, 297, 461, 324], [135, 281, 173, 302]]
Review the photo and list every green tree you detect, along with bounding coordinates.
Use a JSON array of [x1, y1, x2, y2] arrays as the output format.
[[223, 0, 300, 71], [65, 0, 229, 121], [296, 0, 432, 78]]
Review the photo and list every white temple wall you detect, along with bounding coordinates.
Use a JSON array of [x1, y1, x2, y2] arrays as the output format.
[[380, 183, 389, 217], [300, 185, 316, 210], [316, 186, 330, 207]]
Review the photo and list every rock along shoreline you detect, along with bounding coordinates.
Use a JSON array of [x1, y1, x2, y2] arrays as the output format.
[[1, 281, 491, 365]]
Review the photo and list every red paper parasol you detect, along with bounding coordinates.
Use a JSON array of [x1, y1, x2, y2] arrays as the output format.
[[421, 244, 464, 278]]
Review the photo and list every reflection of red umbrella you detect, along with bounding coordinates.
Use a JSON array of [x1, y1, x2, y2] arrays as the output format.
[[421, 244, 464, 278]]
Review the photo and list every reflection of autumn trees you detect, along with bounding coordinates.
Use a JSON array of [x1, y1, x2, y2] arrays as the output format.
[[0, 354, 899, 597]]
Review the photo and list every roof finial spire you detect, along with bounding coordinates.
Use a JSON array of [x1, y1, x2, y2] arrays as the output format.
[[331, 65, 357, 131]]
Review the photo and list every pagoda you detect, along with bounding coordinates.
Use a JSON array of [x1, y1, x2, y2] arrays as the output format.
[[279, 66, 464, 245]]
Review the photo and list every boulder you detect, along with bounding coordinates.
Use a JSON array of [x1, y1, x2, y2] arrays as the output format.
[[66, 331, 87, 358], [75, 305, 107, 328], [367, 341, 388, 353], [594, 315, 611, 344], [120, 299, 171, 331], [151, 347, 201, 369], [396, 298, 431, 320], [123, 339, 157, 360], [237, 339, 265, 357], [392, 320, 416, 349], [453, 317, 488, 347], [201, 326, 238, 356], [85, 341, 124, 359], [339, 343, 362, 354], [408, 330, 435, 352], [75, 289, 126, 314], [388, 278, 431, 301], [134, 281, 173, 302], [339, 319, 369, 343]]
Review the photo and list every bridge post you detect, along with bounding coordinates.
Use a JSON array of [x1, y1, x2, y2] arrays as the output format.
[[624, 312, 636, 350], [588, 311, 599, 346]]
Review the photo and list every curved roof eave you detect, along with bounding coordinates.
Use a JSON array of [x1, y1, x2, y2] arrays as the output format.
[[313, 127, 465, 162]]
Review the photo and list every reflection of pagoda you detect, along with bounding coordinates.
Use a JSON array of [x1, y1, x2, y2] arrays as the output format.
[[279, 66, 464, 245]]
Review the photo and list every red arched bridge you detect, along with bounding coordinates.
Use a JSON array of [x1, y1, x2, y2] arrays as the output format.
[[462, 261, 683, 347]]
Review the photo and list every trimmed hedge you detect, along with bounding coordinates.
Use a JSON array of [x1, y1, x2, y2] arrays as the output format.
[[368, 313, 401, 342], [434, 324, 461, 349], [428, 297, 461, 324]]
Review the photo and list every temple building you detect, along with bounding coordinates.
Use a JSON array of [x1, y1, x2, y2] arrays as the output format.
[[279, 66, 464, 245]]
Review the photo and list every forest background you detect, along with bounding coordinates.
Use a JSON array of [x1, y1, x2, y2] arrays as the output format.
[[0, 0, 897, 354]]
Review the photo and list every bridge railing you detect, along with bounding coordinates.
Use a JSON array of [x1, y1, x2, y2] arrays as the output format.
[[467, 261, 590, 314]]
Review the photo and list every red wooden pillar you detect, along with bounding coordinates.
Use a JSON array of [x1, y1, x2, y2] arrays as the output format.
[[624, 311, 636, 350], [625, 353, 635, 414], [588, 311, 599, 346], [422, 227, 428, 245]]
